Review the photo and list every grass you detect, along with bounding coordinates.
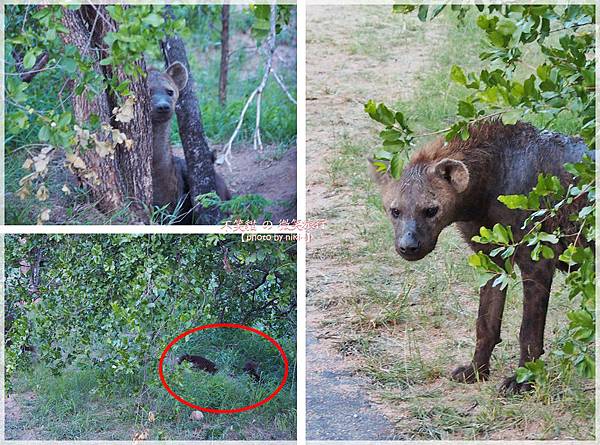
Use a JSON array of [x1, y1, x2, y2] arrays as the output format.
[[7, 330, 296, 440], [307, 6, 594, 440]]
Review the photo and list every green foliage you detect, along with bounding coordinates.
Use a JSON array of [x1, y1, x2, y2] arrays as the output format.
[[364, 100, 413, 178], [515, 359, 548, 386], [5, 234, 296, 392], [367, 5, 595, 385], [199, 192, 273, 222], [101, 5, 185, 75], [369, 5, 594, 178], [249, 4, 294, 41]]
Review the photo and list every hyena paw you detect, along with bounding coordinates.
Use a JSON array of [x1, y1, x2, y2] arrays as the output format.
[[450, 363, 490, 383], [499, 375, 534, 395]]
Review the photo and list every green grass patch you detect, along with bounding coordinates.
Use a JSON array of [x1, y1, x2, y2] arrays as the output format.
[[7, 333, 296, 440]]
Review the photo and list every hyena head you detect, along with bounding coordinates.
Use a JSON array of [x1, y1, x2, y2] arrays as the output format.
[[148, 61, 189, 124], [369, 158, 470, 261]]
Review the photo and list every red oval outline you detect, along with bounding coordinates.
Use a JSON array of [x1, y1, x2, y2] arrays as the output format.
[[158, 323, 289, 414]]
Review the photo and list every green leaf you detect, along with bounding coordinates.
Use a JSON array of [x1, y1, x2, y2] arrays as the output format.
[[62, 58, 77, 74], [536, 64, 551, 80], [392, 5, 415, 14], [450, 65, 467, 85], [142, 13, 164, 27], [46, 28, 57, 41], [468, 253, 483, 267], [389, 153, 404, 179], [23, 50, 36, 70], [430, 5, 446, 20], [376, 103, 395, 126], [457, 100, 476, 118], [417, 5, 429, 22], [38, 125, 50, 142], [394, 111, 407, 127], [364, 100, 378, 121], [523, 75, 537, 98], [492, 223, 510, 244], [537, 232, 559, 244], [540, 245, 555, 259], [379, 128, 401, 142], [498, 194, 529, 209], [501, 110, 521, 125], [496, 18, 518, 36], [373, 150, 393, 161]]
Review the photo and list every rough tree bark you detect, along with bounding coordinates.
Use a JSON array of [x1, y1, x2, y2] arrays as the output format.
[[218, 5, 230, 107], [61, 5, 152, 223], [161, 6, 222, 224]]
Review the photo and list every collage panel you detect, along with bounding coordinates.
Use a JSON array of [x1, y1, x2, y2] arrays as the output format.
[[305, 3, 595, 442], [4, 234, 297, 441], [4, 4, 297, 226]]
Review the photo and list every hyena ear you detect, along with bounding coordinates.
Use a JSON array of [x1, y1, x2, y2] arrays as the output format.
[[368, 158, 392, 187], [429, 158, 469, 193], [166, 62, 188, 91]]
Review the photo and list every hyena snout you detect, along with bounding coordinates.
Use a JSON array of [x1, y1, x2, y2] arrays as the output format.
[[396, 231, 421, 257], [151, 96, 174, 120], [394, 220, 435, 261]]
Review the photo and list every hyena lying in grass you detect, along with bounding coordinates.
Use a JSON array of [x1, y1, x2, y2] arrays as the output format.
[[370, 119, 592, 394], [148, 62, 230, 223], [177, 354, 261, 382]]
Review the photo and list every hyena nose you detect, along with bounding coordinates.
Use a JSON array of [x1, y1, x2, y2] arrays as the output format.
[[397, 233, 420, 255], [156, 103, 171, 113]]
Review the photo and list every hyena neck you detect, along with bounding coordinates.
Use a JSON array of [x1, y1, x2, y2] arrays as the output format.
[[456, 155, 500, 223], [152, 120, 173, 167]]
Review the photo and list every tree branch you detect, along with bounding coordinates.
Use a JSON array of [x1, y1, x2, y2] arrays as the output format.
[[222, 4, 279, 169], [12, 50, 50, 83]]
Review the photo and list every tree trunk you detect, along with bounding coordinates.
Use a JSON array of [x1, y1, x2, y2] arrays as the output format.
[[219, 5, 230, 107], [161, 6, 222, 224], [61, 6, 152, 223]]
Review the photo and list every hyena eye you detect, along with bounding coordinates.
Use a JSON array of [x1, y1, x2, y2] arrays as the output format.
[[390, 208, 400, 219], [166, 89, 174, 97], [424, 206, 439, 218]]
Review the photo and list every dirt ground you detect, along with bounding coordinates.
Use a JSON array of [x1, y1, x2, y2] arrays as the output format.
[[306, 5, 440, 439], [5, 141, 296, 225], [305, 5, 594, 441], [214, 143, 297, 223], [5, 392, 44, 440]]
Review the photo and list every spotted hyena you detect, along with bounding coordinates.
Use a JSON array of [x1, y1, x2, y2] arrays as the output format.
[[148, 62, 230, 222], [370, 119, 592, 393]]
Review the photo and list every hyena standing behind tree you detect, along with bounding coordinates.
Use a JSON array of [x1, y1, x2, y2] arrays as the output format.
[[148, 62, 231, 223], [370, 119, 593, 394]]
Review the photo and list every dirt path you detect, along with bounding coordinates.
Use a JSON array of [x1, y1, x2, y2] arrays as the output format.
[[306, 308, 398, 440], [5, 392, 43, 440], [305, 5, 442, 440]]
